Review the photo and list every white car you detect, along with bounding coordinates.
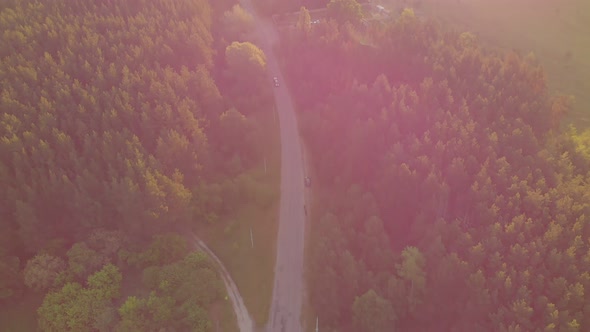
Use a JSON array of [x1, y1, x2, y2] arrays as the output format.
[[273, 76, 279, 87]]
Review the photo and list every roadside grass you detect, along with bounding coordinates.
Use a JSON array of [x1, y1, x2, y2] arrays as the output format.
[[198, 103, 281, 328], [412, 0, 590, 127], [0, 293, 42, 332], [300, 140, 322, 332], [209, 298, 239, 332]]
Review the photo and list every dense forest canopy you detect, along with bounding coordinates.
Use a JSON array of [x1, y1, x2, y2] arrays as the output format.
[[281, 5, 589, 332], [254, 0, 369, 16], [0, 0, 269, 330]]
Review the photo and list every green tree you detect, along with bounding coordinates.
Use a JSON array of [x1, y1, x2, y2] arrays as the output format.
[[222, 4, 255, 41], [87, 264, 122, 300], [353, 289, 396, 332], [146, 291, 175, 326], [327, 0, 363, 25], [66, 242, 104, 281], [396, 247, 426, 313], [181, 301, 212, 331], [120, 252, 221, 330], [225, 41, 267, 94], [117, 296, 150, 332], [38, 282, 89, 332], [296, 6, 312, 35], [217, 108, 255, 160], [155, 129, 201, 177], [141, 233, 188, 267], [38, 264, 121, 332], [23, 253, 66, 291], [87, 229, 125, 258]]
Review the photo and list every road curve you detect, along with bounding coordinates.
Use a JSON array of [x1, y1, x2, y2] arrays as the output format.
[[191, 234, 254, 332], [238, 1, 307, 332]]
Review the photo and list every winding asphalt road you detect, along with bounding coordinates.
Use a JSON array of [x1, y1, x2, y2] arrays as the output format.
[[238, 1, 307, 331], [194, 3, 306, 331]]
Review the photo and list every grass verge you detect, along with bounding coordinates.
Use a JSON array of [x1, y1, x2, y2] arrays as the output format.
[[301, 141, 321, 332], [198, 103, 281, 327], [209, 297, 239, 332]]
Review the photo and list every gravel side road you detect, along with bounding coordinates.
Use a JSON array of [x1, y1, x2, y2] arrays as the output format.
[[191, 235, 254, 332]]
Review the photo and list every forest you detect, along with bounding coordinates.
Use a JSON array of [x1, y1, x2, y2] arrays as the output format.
[[253, 0, 369, 16], [280, 3, 589, 332], [0, 0, 271, 330]]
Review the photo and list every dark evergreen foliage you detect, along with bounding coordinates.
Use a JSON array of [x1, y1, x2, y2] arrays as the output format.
[[282, 8, 587, 332], [0, 0, 269, 329]]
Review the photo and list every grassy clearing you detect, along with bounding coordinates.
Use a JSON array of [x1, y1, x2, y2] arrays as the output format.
[[400, 0, 590, 126], [0, 293, 42, 332], [198, 104, 281, 327]]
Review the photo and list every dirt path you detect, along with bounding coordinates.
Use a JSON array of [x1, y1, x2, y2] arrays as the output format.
[[191, 235, 254, 332]]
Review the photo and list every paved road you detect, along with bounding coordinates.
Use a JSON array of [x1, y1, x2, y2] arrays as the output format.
[[239, 1, 307, 332], [190, 234, 254, 332]]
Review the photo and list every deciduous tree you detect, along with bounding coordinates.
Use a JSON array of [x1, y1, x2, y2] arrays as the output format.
[[352, 289, 397, 332], [327, 0, 363, 25], [23, 254, 66, 291], [222, 4, 255, 41]]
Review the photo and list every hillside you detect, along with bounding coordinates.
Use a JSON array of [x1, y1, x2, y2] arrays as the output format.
[[280, 4, 590, 331], [402, 0, 590, 127], [0, 0, 273, 330]]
